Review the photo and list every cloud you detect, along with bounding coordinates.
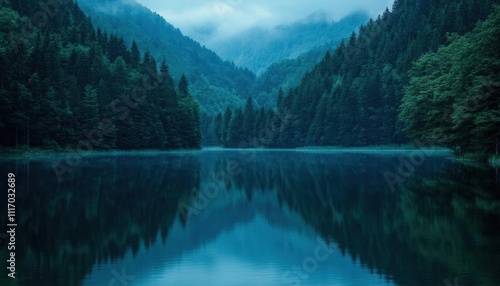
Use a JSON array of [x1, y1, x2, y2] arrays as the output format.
[[135, 0, 395, 42]]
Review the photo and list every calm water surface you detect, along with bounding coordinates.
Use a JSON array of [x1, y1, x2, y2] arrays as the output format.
[[0, 149, 499, 286]]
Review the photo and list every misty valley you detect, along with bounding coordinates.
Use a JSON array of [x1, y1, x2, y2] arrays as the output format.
[[0, 0, 499, 285]]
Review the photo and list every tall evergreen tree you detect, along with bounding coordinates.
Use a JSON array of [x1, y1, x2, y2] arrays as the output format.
[[221, 107, 233, 146], [129, 40, 140, 69], [226, 108, 244, 148], [242, 97, 256, 141], [178, 74, 189, 97]]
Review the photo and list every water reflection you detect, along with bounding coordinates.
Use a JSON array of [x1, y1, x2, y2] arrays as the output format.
[[0, 150, 498, 286], [0, 152, 200, 286]]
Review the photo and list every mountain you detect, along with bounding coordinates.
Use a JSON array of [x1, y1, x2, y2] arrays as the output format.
[[252, 45, 332, 107], [215, 0, 499, 152], [209, 11, 369, 75], [77, 0, 370, 126], [78, 0, 255, 115]]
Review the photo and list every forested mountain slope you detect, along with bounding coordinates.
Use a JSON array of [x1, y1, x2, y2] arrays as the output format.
[[277, 0, 498, 148], [252, 45, 337, 108], [78, 0, 370, 114], [0, 0, 201, 150], [214, 0, 499, 152], [78, 0, 255, 115]]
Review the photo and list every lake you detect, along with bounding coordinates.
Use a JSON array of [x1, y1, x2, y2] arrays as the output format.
[[0, 149, 499, 286]]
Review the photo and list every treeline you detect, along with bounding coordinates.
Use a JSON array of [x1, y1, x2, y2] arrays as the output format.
[[207, 0, 498, 151], [203, 96, 287, 148], [0, 0, 201, 150]]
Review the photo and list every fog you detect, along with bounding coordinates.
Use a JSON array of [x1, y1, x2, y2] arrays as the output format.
[[135, 0, 395, 42]]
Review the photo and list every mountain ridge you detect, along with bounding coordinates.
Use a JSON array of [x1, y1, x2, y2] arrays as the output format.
[[208, 11, 369, 75]]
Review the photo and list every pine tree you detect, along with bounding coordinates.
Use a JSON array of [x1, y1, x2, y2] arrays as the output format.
[[130, 40, 140, 69], [226, 108, 244, 148], [243, 97, 256, 141], [277, 88, 284, 112], [178, 74, 189, 97], [80, 85, 100, 131], [221, 107, 233, 146], [213, 113, 223, 146]]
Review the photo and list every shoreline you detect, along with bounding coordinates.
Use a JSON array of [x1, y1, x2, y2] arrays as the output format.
[[1, 146, 498, 167], [295, 145, 450, 151], [0, 146, 202, 160]]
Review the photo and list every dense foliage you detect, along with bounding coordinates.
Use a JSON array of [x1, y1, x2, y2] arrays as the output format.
[[203, 95, 293, 148], [214, 0, 499, 151], [0, 0, 201, 150], [400, 6, 500, 155]]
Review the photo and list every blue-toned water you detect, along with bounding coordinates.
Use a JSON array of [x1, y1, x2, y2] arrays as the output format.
[[0, 149, 499, 286]]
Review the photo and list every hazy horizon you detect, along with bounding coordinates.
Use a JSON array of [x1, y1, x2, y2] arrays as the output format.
[[135, 0, 395, 43]]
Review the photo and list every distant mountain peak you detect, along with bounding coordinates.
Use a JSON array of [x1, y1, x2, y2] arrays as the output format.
[[208, 11, 369, 74], [302, 10, 331, 23]]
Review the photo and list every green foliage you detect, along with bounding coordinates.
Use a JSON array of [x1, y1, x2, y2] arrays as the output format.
[[0, 5, 19, 36], [0, 1, 201, 151], [205, 97, 289, 148], [401, 5, 500, 155]]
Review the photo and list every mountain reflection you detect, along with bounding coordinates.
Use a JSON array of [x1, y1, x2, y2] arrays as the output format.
[[0, 150, 498, 286]]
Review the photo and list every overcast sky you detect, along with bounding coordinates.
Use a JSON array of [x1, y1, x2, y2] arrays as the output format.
[[135, 0, 395, 42]]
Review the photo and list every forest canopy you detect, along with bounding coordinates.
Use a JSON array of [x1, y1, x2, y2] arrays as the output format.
[[0, 0, 201, 150], [400, 5, 500, 155]]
